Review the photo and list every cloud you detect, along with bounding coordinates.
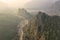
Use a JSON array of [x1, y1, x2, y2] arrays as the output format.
[[25, 0, 57, 10], [24, 0, 60, 15], [0, 0, 32, 13]]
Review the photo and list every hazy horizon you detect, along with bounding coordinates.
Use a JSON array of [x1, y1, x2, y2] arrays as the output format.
[[0, 0, 60, 15], [0, 0, 58, 8]]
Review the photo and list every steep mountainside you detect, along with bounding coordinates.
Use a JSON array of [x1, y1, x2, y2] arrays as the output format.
[[22, 11, 60, 40]]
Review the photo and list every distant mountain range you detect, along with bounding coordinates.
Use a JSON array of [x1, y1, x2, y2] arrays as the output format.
[[25, 0, 60, 15], [47, 0, 60, 15]]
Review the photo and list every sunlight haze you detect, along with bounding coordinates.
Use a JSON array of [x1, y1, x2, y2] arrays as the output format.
[[0, 0, 31, 8]]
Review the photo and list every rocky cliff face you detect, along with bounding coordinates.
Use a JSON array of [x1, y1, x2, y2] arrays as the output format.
[[22, 11, 60, 40], [22, 12, 44, 40]]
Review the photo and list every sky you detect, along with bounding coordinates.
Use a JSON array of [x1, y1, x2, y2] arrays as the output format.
[[24, 0, 60, 15], [0, 0, 58, 8], [0, 0, 59, 15], [0, 0, 32, 13], [25, 0, 58, 10], [0, 0, 31, 8]]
